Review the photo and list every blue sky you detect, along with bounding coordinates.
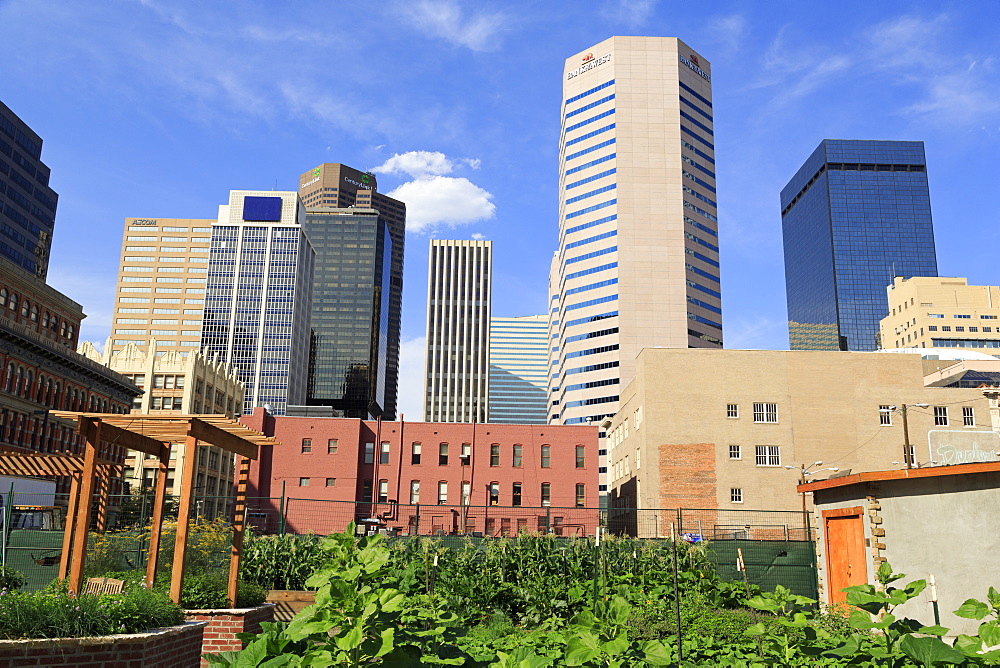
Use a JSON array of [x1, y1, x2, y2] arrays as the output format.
[[3, 0, 1000, 420]]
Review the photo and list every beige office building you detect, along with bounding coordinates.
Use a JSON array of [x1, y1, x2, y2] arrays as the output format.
[[110, 218, 214, 357], [79, 340, 243, 516], [880, 277, 1000, 356], [549, 36, 722, 427], [424, 240, 492, 422], [605, 348, 995, 533]]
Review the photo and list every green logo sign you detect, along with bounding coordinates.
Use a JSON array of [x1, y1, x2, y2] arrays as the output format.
[[361, 174, 371, 184], [312, 168, 321, 177]]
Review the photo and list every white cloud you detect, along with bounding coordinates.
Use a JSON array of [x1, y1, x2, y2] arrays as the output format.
[[399, 0, 507, 52], [389, 175, 495, 232], [470, 233, 486, 240], [601, 0, 658, 26], [373, 151, 456, 178], [396, 336, 427, 421], [705, 13, 747, 51]]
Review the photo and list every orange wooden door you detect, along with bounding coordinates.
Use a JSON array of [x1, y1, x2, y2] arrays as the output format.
[[824, 507, 866, 605]]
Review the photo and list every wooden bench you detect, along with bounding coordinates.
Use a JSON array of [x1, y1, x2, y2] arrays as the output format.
[[84, 577, 124, 595]]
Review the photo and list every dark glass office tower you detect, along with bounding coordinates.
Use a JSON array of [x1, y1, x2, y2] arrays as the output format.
[[781, 140, 938, 351], [298, 164, 404, 419], [302, 208, 392, 418], [0, 100, 59, 279]]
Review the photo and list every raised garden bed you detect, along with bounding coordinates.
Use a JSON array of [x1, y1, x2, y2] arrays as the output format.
[[186, 603, 275, 665], [265, 590, 315, 622], [0, 620, 206, 668]]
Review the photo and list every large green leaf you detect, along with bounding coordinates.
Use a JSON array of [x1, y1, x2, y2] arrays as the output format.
[[955, 598, 990, 620], [640, 640, 673, 666], [899, 634, 966, 666], [980, 621, 1000, 648], [564, 632, 600, 666]]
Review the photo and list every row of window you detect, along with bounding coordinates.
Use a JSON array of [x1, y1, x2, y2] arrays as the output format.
[[726, 444, 781, 466], [304, 478, 590, 508], [3, 362, 125, 413], [725, 403, 778, 423], [0, 288, 76, 342], [302, 438, 589, 469], [877, 405, 976, 427]]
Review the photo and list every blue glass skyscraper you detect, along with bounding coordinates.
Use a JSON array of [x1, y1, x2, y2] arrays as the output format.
[[201, 191, 314, 415], [781, 140, 938, 351]]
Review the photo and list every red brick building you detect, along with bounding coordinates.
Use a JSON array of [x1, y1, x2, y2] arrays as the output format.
[[241, 409, 600, 536], [0, 255, 139, 493]]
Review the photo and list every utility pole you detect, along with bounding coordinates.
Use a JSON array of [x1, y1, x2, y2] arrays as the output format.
[[897, 403, 928, 469]]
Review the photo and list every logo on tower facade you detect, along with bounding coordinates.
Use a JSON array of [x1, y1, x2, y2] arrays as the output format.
[[582, 53, 594, 63]]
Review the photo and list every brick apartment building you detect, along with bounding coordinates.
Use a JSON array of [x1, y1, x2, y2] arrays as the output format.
[[241, 409, 599, 536]]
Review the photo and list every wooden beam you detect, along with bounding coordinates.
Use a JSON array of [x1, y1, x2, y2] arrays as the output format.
[[94, 475, 109, 533], [188, 419, 258, 459], [58, 474, 80, 582], [227, 455, 250, 607], [145, 444, 171, 590], [74, 420, 167, 458], [169, 435, 199, 604], [67, 419, 100, 597]]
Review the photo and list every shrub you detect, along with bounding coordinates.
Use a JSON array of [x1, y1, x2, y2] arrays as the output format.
[[93, 569, 267, 609], [0, 567, 26, 591], [0, 587, 183, 639]]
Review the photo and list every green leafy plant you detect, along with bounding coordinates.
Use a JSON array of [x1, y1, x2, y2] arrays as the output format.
[[952, 586, 1000, 663], [0, 567, 26, 591]]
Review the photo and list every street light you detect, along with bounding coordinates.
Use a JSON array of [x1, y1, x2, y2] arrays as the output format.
[[887, 403, 929, 469], [786, 462, 840, 515]]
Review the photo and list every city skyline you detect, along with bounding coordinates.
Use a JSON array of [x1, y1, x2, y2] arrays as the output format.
[[4, 2, 1000, 420]]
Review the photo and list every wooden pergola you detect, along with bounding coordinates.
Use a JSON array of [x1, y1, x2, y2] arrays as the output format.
[[42, 412, 279, 606]]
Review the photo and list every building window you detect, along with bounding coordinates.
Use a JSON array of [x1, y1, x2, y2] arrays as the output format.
[[489, 482, 499, 505], [753, 403, 778, 423], [575, 483, 585, 508], [411, 442, 421, 465], [541, 445, 551, 468], [380, 442, 390, 465], [728, 445, 741, 460], [731, 488, 743, 503], [904, 444, 916, 467], [364, 442, 374, 464], [378, 480, 389, 503], [726, 404, 738, 419], [299, 477, 310, 486], [575, 445, 585, 468], [490, 444, 500, 467], [512, 444, 523, 467], [301, 438, 312, 453], [327, 439, 338, 454], [439, 443, 448, 466], [325, 478, 336, 487], [755, 445, 781, 467], [928, 326, 938, 331], [410, 480, 420, 504], [437, 481, 448, 504], [362, 479, 373, 500], [512, 483, 522, 507], [963, 406, 975, 427], [934, 406, 948, 426], [461, 481, 471, 505], [540, 482, 551, 506], [879, 405, 893, 426]]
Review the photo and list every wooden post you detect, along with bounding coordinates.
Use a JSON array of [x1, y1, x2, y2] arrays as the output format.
[[68, 419, 101, 597], [227, 455, 250, 607], [94, 474, 109, 533], [58, 473, 81, 581], [169, 435, 199, 604], [145, 444, 170, 590]]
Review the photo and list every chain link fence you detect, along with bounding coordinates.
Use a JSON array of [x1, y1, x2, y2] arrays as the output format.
[[0, 490, 817, 598]]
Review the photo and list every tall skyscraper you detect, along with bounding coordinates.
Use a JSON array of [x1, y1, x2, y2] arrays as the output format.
[[424, 239, 492, 422], [201, 191, 315, 415], [0, 100, 59, 280], [549, 36, 722, 426], [298, 164, 405, 419], [781, 140, 938, 351], [301, 207, 393, 418], [110, 218, 214, 357], [488, 315, 548, 424]]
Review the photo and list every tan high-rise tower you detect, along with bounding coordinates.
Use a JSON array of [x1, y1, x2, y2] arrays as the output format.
[[549, 36, 722, 426], [110, 218, 215, 356], [424, 240, 493, 422]]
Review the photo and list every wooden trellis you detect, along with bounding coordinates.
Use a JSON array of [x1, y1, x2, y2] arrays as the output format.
[[32, 412, 279, 606]]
